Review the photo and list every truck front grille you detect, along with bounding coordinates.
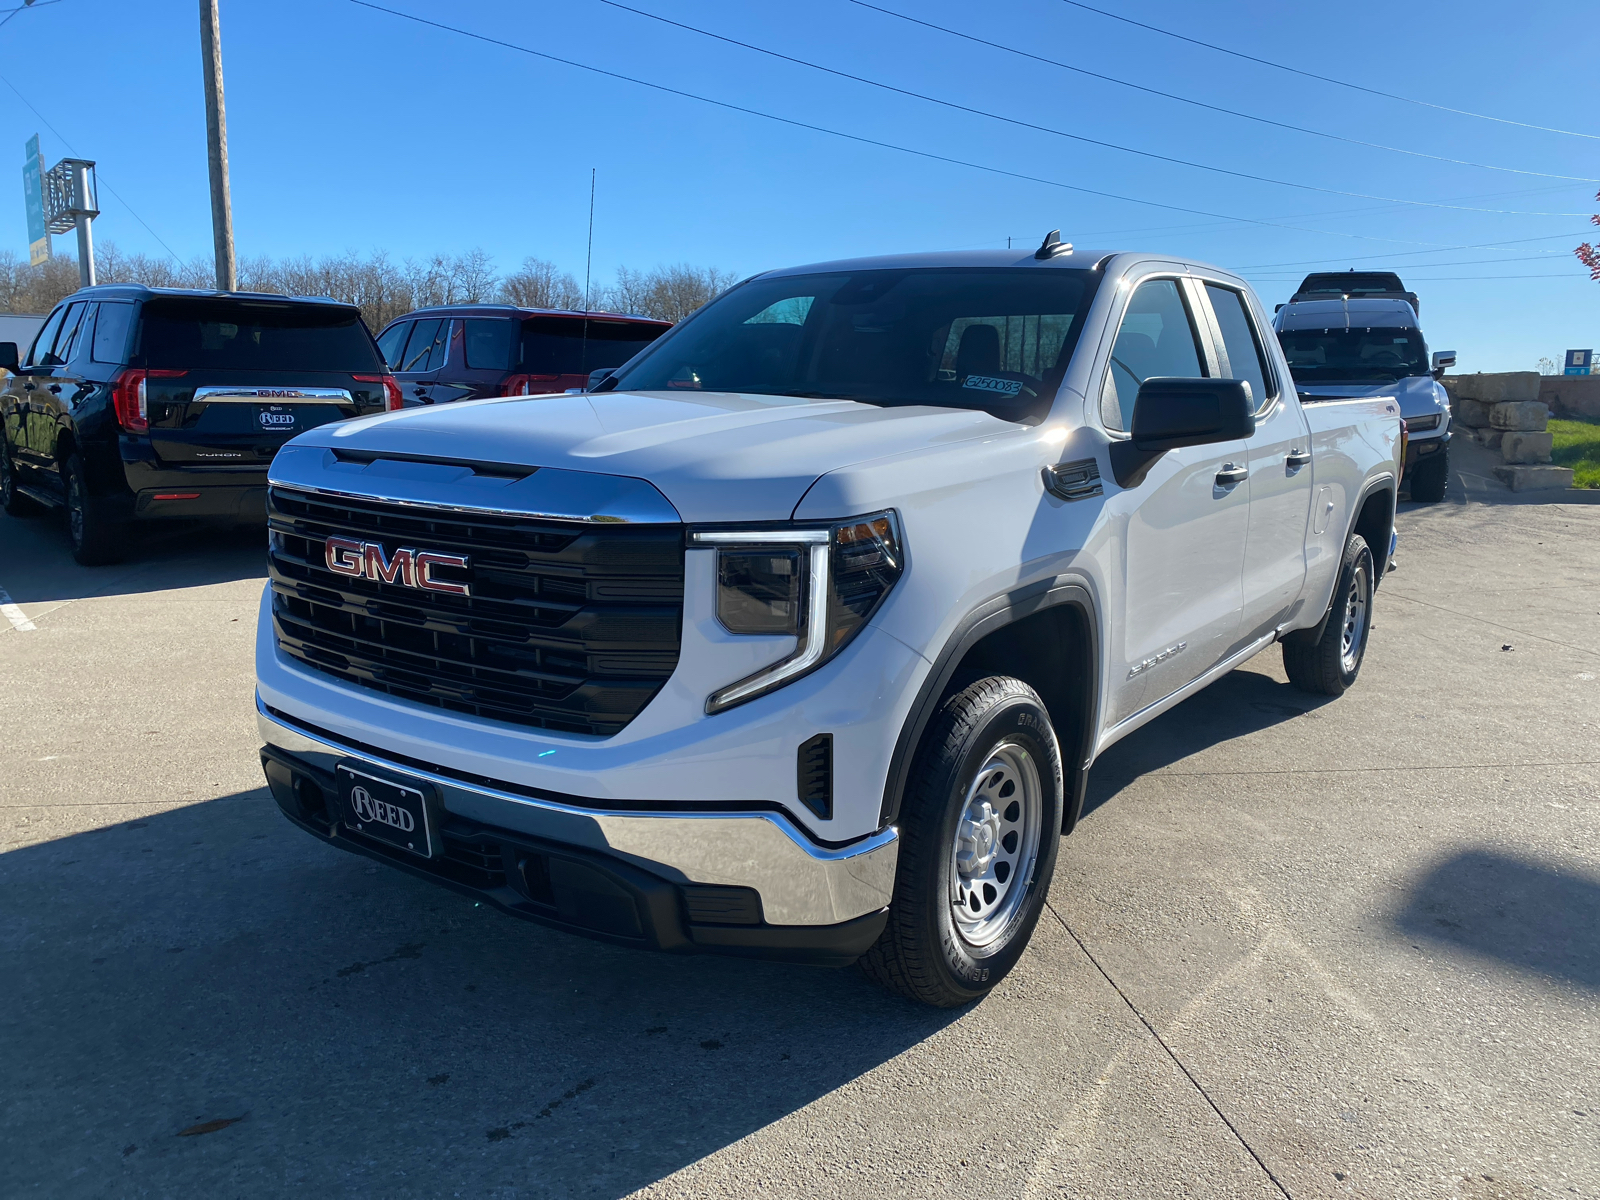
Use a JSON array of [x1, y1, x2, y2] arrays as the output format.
[[267, 486, 683, 736]]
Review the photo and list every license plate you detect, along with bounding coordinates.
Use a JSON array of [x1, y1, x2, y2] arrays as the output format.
[[258, 405, 297, 431], [337, 762, 435, 858]]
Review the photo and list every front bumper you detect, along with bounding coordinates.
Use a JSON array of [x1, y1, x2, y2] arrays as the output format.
[[257, 698, 898, 964], [1404, 429, 1449, 470]]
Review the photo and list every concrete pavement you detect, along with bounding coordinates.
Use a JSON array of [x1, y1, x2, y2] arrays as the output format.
[[1, 483, 1596, 1198]]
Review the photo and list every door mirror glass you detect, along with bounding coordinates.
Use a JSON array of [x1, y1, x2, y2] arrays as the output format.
[[0, 342, 18, 372]]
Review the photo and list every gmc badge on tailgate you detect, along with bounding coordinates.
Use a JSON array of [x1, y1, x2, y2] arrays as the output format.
[[324, 537, 471, 596]]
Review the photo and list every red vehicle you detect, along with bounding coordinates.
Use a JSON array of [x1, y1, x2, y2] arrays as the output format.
[[374, 306, 672, 406]]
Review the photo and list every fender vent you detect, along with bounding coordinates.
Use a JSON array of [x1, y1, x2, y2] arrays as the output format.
[[797, 733, 833, 820]]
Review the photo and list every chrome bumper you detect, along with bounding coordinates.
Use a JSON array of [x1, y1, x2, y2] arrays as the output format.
[[256, 698, 898, 926]]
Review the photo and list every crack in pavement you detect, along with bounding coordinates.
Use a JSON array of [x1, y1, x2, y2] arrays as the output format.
[[1382, 591, 1600, 658], [1043, 901, 1296, 1200]]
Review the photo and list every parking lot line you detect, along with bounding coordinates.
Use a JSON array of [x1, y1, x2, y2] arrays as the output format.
[[0, 583, 36, 632]]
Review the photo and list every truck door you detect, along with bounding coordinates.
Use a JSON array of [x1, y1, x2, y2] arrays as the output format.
[[9, 303, 68, 476], [1100, 276, 1249, 722], [27, 301, 91, 482], [1200, 282, 1313, 639]]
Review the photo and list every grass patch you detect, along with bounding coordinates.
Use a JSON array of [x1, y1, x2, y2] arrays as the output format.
[[1550, 417, 1600, 488]]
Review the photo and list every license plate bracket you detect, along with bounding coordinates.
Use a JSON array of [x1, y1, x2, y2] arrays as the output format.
[[336, 762, 438, 859]]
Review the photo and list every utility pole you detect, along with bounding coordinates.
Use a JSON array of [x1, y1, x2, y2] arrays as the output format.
[[199, 0, 236, 292]]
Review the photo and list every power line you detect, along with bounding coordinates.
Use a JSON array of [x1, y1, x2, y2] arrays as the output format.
[[1236, 229, 1598, 270], [0, 0, 62, 30], [591, 0, 1590, 217], [0, 72, 187, 265], [845, 0, 1596, 183], [1055, 0, 1600, 141], [1244, 272, 1586, 282], [346, 0, 1516, 251]]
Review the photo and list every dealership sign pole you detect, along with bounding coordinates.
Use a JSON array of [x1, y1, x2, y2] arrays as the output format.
[[22, 134, 49, 266], [42, 158, 98, 287], [199, 0, 237, 292]]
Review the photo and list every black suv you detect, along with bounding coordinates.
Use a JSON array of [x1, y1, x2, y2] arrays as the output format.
[[0, 285, 399, 564], [374, 305, 671, 405]]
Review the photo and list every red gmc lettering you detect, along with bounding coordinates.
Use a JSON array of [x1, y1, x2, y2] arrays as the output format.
[[363, 543, 417, 588], [325, 537, 365, 576], [415, 551, 471, 596]]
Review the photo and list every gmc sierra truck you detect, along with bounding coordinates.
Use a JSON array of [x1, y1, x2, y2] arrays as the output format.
[[255, 237, 1403, 1007]]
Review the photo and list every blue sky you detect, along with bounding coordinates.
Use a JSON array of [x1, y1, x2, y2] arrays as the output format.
[[6, 0, 1599, 370]]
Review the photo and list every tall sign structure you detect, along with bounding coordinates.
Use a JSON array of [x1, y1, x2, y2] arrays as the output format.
[[199, 0, 236, 292], [43, 158, 99, 287], [22, 134, 49, 265]]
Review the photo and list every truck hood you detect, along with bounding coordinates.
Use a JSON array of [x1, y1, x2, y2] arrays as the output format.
[[284, 389, 1016, 522], [1295, 375, 1446, 420]]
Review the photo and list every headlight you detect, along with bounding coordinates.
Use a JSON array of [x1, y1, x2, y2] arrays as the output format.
[[690, 511, 904, 713], [1404, 413, 1441, 432]]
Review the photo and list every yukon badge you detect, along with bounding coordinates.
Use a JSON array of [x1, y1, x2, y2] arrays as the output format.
[[324, 536, 471, 597]]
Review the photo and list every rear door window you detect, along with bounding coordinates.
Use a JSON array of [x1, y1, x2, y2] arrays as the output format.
[[376, 321, 411, 370], [1101, 278, 1206, 432], [396, 319, 446, 373], [25, 306, 67, 368], [519, 317, 665, 374], [134, 300, 383, 371], [464, 318, 516, 369], [1204, 284, 1274, 412], [91, 301, 135, 364]]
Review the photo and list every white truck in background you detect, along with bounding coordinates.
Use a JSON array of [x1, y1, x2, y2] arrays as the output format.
[[255, 237, 1403, 1006]]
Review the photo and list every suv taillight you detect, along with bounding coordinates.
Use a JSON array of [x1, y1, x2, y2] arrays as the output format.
[[500, 374, 559, 397], [354, 373, 403, 411], [111, 369, 186, 433]]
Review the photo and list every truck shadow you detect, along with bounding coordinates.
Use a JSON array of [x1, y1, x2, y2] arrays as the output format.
[[1080, 665, 1334, 819], [1394, 848, 1600, 990], [2, 791, 958, 1197], [0, 514, 266, 604]]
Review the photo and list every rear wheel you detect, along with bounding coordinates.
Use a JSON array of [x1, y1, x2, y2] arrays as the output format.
[[64, 453, 122, 566], [858, 676, 1063, 1007], [1407, 444, 1450, 503], [1283, 533, 1373, 695], [1, 440, 41, 516]]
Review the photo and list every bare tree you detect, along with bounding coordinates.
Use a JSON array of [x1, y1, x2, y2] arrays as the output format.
[[602, 263, 738, 322], [499, 257, 584, 310]]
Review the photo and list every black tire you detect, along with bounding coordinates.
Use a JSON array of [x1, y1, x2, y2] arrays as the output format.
[[1283, 533, 1374, 696], [1, 439, 41, 517], [859, 676, 1064, 1007], [1407, 443, 1449, 503], [63, 453, 122, 566]]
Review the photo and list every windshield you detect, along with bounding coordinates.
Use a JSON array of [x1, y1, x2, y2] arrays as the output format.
[[603, 267, 1099, 416], [1277, 327, 1428, 382], [1295, 273, 1405, 297], [135, 300, 381, 372], [520, 317, 665, 375]]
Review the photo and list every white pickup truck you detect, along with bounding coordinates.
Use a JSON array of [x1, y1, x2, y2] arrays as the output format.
[[255, 236, 1403, 1007]]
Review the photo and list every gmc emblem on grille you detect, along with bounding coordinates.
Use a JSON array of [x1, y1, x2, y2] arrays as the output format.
[[324, 536, 471, 596]]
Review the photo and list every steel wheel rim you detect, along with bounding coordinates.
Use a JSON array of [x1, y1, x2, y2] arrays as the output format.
[[1340, 560, 1369, 674], [949, 741, 1043, 950], [0, 450, 11, 503]]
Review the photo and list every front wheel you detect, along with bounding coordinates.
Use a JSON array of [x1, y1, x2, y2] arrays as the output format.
[[1283, 533, 1374, 695], [1407, 443, 1450, 503], [1, 439, 41, 517], [858, 676, 1064, 1007]]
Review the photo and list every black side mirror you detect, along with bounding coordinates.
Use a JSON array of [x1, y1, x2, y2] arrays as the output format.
[[1109, 378, 1255, 488], [0, 342, 18, 372], [586, 367, 617, 392]]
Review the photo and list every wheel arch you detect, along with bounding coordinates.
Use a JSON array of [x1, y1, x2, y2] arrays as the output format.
[[880, 576, 1101, 837]]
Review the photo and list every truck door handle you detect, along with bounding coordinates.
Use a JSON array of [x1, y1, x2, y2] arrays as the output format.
[[1286, 450, 1311, 470], [23, 381, 35, 391], [1215, 464, 1249, 487]]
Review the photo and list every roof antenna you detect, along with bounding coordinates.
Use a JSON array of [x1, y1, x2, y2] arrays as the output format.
[[1035, 229, 1072, 260]]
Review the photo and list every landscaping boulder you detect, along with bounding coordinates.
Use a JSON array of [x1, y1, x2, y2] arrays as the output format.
[[1501, 431, 1554, 463], [1475, 428, 1503, 449], [1469, 373, 1541, 402], [1493, 464, 1574, 491], [1489, 401, 1549, 431], [1455, 398, 1495, 428]]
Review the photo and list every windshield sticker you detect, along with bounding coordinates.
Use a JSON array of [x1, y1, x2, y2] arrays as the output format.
[[963, 375, 1023, 396]]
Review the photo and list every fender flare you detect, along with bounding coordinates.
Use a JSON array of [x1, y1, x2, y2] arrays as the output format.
[[878, 575, 1102, 836]]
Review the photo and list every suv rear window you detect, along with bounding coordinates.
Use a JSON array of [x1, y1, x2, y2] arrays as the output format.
[[134, 300, 382, 372], [519, 317, 665, 375], [1295, 273, 1405, 297]]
